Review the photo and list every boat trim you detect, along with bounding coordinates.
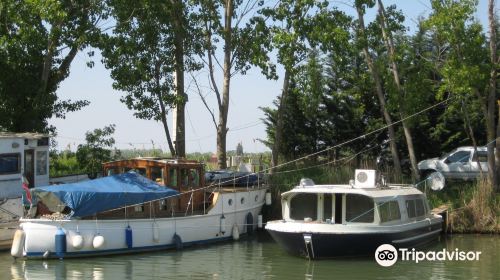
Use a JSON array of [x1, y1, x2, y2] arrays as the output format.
[[24, 235, 234, 258], [392, 228, 442, 244]]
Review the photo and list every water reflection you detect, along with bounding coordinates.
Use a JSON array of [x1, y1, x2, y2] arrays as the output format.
[[5, 234, 500, 280]]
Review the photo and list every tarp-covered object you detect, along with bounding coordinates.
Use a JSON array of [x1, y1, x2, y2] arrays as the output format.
[[32, 172, 179, 217]]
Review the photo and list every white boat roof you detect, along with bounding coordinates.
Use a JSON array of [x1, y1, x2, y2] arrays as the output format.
[[0, 132, 49, 139], [282, 184, 424, 198]]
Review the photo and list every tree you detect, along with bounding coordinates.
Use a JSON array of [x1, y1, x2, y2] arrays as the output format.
[[376, 0, 420, 180], [355, 0, 402, 178], [101, 0, 200, 156], [257, 0, 350, 170], [76, 125, 116, 178], [236, 142, 243, 156], [196, 0, 272, 169], [0, 0, 106, 133], [426, 0, 496, 186]]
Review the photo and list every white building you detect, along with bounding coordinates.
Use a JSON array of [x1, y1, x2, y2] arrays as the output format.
[[0, 133, 50, 199]]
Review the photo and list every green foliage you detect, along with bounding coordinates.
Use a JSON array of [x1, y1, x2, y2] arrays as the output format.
[[236, 143, 244, 156], [50, 151, 85, 177], [0, 0, 106, 133], [76, 125, 116, 178]]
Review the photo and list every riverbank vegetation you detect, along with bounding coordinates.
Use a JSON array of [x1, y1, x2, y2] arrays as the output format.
[[431, 180, 500, 234]]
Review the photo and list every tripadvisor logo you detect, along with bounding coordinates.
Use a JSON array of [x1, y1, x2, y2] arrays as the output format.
[[374, 244, 482, 267]]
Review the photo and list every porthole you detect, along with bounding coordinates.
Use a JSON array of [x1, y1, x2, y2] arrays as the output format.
[[228, 199, 233, 206], [241, 197, 245, 204], [255, 195, 259, 202]]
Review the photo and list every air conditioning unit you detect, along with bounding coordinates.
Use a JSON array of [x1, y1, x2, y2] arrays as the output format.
[[354, 169, 377, 188]]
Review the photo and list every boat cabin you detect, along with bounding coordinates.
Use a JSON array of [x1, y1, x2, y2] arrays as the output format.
[[281, 170, 432, 226], [99, 158, 207, 218], [0, 133, 49, 199], [282, 186, 431, 225]]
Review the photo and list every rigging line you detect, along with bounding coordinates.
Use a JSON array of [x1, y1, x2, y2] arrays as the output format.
[[56, 120, 264, 145], [117, 96, 452, 206], [271, 131, 384, 175]]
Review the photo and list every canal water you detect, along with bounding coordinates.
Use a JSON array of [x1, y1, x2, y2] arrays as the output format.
[[1, 233, 498, 280]]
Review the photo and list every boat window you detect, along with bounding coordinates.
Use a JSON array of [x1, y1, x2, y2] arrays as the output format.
[[406, 199, 416, 218], [106, 168, 120, 176], [159, 199, 168, 211], [345, 194, 374, 223], [290, 194, 317, 221], [134, 205, 144, 212], [0, 153, 21, 175], [378, 201, 401, 223], [190, 169, 200, 186], [125, 167, 146, 177], [169, 168, 177, 187], [180, 169, 189, 188], [36, 151, 48, 176], [151, 167, 164, 185], [415, 199, 426, 217], [323, 194, 332, 221]]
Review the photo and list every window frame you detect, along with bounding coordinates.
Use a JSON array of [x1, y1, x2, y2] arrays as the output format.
[[0, 153, 21, 175], [377, 200, 401, 223], [36, 150, 48, 176], [345, 194, 375, 224]]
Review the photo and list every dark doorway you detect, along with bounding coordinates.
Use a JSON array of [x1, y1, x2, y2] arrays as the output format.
[[334, 194, 342, 224], [24, 149, 34, 188]]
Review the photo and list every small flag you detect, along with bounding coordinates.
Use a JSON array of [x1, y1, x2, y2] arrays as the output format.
[[22, 176, 32, 204]]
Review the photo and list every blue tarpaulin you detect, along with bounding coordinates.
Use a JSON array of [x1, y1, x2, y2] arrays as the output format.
[[32, 172, 179, 217]]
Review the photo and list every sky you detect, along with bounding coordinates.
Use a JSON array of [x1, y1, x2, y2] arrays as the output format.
[[49, 0, 491, 154]]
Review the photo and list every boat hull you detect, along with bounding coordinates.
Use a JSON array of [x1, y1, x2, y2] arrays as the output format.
[[17, 189, 267, 259], [266, 219, 442, 259]]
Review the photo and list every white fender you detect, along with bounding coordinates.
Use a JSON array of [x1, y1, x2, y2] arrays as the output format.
[[232, 224, 240, 241], [152, 222, 160, 243], [258, 215, 263, 229], [93, 235, 105, 249], [72, 234, 84, 250], [265, 192, 272, 206], [11, 229, 25, 258], [220, 215, 226, 234]]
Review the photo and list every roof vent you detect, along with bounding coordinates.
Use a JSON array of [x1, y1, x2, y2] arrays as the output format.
[[354, 169, 377, 188], [299, 178, 315, 188]]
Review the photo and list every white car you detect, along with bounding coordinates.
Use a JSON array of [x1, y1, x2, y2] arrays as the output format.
[[418, 146, 489, 180]]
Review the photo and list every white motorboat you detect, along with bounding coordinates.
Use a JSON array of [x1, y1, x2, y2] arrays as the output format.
[[265, 169, 443, 259]]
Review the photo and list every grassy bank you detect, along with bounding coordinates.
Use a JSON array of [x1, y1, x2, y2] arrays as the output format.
[[426, 180, 500, 234], [266, 166, 500, 233]]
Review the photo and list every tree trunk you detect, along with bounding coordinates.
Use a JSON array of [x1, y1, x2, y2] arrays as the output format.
[[216, 0, 233, 169], [155, 63, 176, 156], [377, 0, 419, 181], [170, 0, 186, 158], [487, 0, 497, 188], [271, 69, 290, 173], [497, 100, 500, 192], [356, 5, 402, 179], [157, 92, 176, 156]]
